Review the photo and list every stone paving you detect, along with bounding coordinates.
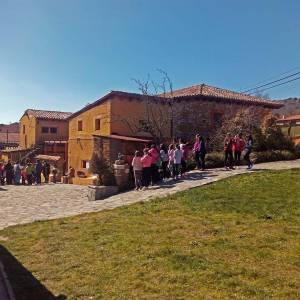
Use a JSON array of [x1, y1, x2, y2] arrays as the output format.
[[0, 160, 299, 230]]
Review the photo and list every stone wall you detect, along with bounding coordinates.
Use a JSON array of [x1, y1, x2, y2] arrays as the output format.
[[172, 98, 271, 140]]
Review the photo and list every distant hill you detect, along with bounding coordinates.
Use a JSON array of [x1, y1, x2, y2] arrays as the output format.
[[0, 122, 19, 133], [276, 98, 300, 117]]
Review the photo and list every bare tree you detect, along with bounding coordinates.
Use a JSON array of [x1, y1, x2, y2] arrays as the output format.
[[109, 69, 174, 143], [208, 106, 269, 151]]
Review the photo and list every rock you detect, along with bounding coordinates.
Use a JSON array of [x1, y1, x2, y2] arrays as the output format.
[[88, 186, 119, 201]]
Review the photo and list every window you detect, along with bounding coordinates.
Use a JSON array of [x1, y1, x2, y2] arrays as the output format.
[[212, 112, 223, 127], [50, 127, 58, 134], [95, 118, 101, 130], [78, 120, 83, 131], [82, 160, 90, 169], [42, 127, 49, 133], [139, 120, 151, 132], [23, 125, 25, 134]]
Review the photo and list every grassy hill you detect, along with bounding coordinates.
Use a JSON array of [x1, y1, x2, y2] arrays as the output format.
[[276, 98, 300, 116]]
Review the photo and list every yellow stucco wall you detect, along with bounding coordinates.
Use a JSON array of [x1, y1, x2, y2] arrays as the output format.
[[20, 114, 69, 149], [36, 119, 69, 142], [110, 96, 171, 138], [68, 100, 111, 172], [19, 114, 37, 148]]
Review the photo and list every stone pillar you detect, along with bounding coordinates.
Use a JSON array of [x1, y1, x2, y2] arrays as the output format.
[[114, 159, 130, 191]]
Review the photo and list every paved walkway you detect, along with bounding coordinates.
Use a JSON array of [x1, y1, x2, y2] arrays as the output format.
[[0, 160, 299, 230]]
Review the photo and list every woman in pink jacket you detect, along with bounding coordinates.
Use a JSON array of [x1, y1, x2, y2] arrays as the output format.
[[141, 148, 152, 189]]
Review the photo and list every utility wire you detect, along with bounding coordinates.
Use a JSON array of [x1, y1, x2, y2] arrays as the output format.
[[242, 71, 300, 93], [248, 75, 300, 95], [240, 66, 300, 92]]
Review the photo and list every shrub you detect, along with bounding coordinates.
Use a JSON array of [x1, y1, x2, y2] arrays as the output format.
[[187, 150, 299, 170], [205, 152, 225, 168], [252, 150, 298, 164], [89, 152, 116, 186]]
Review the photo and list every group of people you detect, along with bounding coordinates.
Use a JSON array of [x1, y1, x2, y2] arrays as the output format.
[[223, 133, 254, 170], [131, 133, 254, 190], [0, 160, 58, 186], [131, 142, 189, 190]]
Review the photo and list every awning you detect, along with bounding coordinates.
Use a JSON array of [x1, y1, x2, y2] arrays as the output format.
[[35, 154, 62, 162], [93, 134, 152, 143]]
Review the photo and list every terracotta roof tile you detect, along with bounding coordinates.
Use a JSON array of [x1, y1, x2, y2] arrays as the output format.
[[69, 84, 283, 119], [25, 109, 72, 120], [162, 84, 283, 108]]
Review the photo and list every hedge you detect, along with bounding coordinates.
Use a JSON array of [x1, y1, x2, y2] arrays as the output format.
[[187, 150, 300, 169]]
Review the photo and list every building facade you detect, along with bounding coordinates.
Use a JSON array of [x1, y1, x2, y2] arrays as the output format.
[[19, 109, 72, 149], [276, 114, 300, 145], [67, 84, 283, 180]]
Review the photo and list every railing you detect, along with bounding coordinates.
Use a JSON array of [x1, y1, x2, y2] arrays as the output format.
[[38, 136, 68, 142]]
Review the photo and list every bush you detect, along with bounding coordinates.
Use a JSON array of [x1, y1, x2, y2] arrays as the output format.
[[89, 152, 115, 186], [205, 152, 225, 168], [252, 150, 299, 164], [187, 149, 300, 170]]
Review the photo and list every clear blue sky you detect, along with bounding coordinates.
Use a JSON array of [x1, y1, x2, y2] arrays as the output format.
[[1, 0, 300, 123]]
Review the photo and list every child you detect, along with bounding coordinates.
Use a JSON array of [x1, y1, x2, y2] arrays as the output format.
[[244, 135, 254, 170], [21, 166, 26, 185], [52, 165, 58, 183], [233, 133, 245, 168], [141, 148, 152, 190], [180, 140, 189, 176], [168, 144, 175, 178], [174, 144, 183, 179], [224, 133, 234, 170], [193, 134, 201, 169], [160, 144, 169, 180], [132, 151, 143, 190]]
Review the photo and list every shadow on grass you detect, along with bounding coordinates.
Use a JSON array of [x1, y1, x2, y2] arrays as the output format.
[[0, 245, 66, 300]]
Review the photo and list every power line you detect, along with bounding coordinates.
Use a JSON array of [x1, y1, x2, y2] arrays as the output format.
[[240, 66, 300, 92], [242, 71, 300, 93], [248, 75, 300, 95]]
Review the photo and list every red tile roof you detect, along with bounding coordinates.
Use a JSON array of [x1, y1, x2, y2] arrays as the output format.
[[68, 84, 283, 119], [162, 84, 283, 108], [277, 114, 300, 122], [25, 109, 72, 121], [0, 133, 19, 143]]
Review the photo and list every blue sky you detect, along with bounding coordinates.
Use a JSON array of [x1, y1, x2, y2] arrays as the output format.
[[0, 0, 300, 123]]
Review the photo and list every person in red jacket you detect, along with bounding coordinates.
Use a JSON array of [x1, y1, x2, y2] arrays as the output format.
[[224, 133, 234, 170], [148, 144, 160, 184], [141, 148, 152, 190], [233, 133, 246, 167]]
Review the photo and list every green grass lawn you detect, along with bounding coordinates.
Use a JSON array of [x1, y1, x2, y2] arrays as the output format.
[[1, 170, 300, 300]]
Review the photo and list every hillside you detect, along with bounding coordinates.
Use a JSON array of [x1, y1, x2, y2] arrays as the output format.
[[0, 122, 19, 133], [276, 98, 300, 116]]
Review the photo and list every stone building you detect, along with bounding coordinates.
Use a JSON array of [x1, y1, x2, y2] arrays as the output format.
[[164, 84, 283, 139], [67, 84, 283, 182], [17, 109, 72, 170]]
